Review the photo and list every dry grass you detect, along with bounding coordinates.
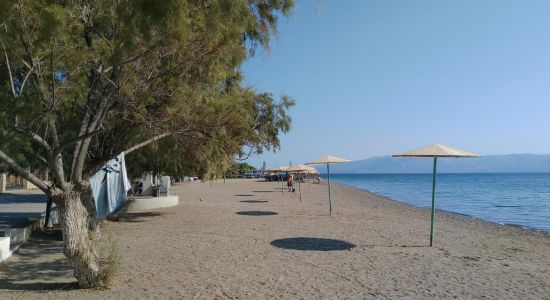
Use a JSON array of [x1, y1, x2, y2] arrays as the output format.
[[100, 237, 120, 288]]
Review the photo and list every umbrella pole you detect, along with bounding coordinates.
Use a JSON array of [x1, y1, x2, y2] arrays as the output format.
[[430, 157, 438, 247], [281, 174, 284, 194], [327, 163, 332, 215], [299, 173, 302, 202]]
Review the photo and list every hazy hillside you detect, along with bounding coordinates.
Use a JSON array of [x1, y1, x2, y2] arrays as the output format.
[[324, 154, 550, 173]]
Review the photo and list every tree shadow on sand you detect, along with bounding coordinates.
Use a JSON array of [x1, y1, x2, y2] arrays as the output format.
[[106, 211, 164, 223], [239, 200, 268, 203], [271, 237, 356, 251], [236, 211, 278, 216], [234, 194, 255, 197], [252, 191, 274, 193]]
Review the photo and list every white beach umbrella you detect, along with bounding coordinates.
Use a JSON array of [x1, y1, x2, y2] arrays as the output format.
[[306, 155, 352, 215], [286, 164, 309, 172], [286, 164, 311, 202], [271, 165, 289, 193], [305, 166, 319, 174], [393, 144, 480, 246], [307, 155, 352, 164], [272, 165, 289, 171]]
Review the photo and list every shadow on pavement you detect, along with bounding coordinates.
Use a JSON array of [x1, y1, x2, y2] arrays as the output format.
[[0, 230, 76, 291]]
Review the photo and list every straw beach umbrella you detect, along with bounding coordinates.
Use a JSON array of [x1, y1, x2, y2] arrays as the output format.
[[271, 165, 289, 194], [393, 144, 479, 246], [301, 165, 318, 190], [306, 155, 351, 215], [305, 166, 318, 175], [287, 164, 310, 202]]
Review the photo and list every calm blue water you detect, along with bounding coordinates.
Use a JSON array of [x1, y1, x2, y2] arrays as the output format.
[[327, 173, 550, 232]]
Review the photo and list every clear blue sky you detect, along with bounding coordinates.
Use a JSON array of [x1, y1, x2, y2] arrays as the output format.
[[242, 0, 550, 168]]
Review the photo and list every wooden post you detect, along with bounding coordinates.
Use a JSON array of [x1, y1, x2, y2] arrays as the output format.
[[0, 173, 6, 193]]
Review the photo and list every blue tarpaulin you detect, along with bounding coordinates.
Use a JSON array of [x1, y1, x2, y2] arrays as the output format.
[[90, 153, 131, 219]]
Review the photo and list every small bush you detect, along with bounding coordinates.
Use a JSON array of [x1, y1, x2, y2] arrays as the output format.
[[101, 238, 120, 287]]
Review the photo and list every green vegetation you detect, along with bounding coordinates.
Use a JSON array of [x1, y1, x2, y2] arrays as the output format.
[[0, 0, 293, 288], [225, 161, 257, 178]]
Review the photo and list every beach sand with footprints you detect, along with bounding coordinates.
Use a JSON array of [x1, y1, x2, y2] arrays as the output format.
[[1, 178, 549, 299]]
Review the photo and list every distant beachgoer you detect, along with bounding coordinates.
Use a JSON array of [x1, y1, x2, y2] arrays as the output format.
[[287, 174, 294, 192]]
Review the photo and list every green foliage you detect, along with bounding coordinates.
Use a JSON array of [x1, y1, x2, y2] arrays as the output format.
[[0, 0, 294, 182], [0, 1, 294, 288], [126, 88, 293, 179], [224, 161, 257, 178], [236, 162, 256, 171]]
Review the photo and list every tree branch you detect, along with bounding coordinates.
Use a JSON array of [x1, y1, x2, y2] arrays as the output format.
[[235, 146, 255, 161], [54, 129, 101, 155], [71, 96, 111, 182], [0, 149, 51, 194], [83, 133, 172, 178], [3, 46, 16, 97], [124, 133, 171, 155], [18, 62, 34, 96], [14, 127, 52, 151]]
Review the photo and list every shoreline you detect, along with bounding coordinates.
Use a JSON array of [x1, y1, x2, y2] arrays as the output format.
[[332, 180, 550, 240], [331, 180, 550, 236]]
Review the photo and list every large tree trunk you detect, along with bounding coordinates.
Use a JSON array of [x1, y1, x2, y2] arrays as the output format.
[[54, 184, 104, 288], [78, 182, 101, 237]]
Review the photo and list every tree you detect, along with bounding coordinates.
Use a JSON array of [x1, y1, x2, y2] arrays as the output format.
[[225, 162, 257, 178], [0, 0, 293, 288], [126, 89, 294, 180]]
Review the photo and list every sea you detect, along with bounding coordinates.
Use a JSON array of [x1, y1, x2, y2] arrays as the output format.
[[327, 173, 550, 232]]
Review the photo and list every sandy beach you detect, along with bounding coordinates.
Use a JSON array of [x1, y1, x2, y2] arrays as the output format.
[[1, 178, 549, 299]]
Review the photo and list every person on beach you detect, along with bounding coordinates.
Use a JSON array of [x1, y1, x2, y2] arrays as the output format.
[[313, 175, 321, 184], [287, 174, 294, 192]]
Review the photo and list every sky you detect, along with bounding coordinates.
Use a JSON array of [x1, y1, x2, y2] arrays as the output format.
[[241, 0, 550, 168]]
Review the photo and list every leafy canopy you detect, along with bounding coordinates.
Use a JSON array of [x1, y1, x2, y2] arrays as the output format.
[[0, 0, 294, 185]]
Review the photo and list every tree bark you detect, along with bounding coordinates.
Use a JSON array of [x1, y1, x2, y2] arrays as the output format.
[[77, 181, 101, 236], [53, 184, 104, 288]]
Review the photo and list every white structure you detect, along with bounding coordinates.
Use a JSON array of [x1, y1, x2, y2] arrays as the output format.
[[160, 176, 171, 195], [135, 174, 171, 196], [0, 237, 10, 262], [124, 195, 179, 211]]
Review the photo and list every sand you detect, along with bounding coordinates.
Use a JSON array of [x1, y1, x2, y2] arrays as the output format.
[[1, 179, 549, 299]]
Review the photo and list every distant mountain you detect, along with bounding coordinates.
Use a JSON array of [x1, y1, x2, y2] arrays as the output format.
[[324, 154, 550, 173]]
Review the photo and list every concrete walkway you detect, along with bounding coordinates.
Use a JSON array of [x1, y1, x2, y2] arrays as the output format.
[[0, 190, 52, 260]]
